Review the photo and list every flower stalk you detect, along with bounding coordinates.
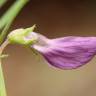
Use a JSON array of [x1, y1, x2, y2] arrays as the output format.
[[0, 61, 6, 96], [0, 40, 9, 96]]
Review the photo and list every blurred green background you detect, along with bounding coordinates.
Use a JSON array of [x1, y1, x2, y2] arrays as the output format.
[[1, 0, 96, 96]]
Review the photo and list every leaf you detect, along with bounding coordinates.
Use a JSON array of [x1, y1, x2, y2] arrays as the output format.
[[0, 21, 11, 44], [0, 0, 29, 44], [0, 0, 29, 29], [0, 0, 7, 8], [0, 54, 8, 59]]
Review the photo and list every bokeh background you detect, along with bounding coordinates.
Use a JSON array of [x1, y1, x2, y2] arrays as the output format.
[[1, 0, 96, 96]]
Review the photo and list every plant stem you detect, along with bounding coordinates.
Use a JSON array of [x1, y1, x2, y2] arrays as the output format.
[[0, 60, 6, 96], [0, 40, 9, 96]]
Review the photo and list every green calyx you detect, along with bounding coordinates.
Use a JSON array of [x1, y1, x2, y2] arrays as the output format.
[[8, 25, 37, 45]]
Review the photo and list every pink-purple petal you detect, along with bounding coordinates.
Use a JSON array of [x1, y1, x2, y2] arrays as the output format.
[[30, 33, 96, 69], [41, 45, 96, 69]]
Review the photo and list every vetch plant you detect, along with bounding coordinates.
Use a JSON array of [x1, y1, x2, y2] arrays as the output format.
[[7, 26, 96, 70], [0, 0, 96, 96]]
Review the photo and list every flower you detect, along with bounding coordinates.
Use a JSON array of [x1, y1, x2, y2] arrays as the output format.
[[31, 33, 96, 69], [8, 26, 96, 70]]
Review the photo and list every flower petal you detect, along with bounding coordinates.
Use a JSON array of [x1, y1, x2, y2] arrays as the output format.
[[42, 45, 96, 69], [32, 35, 96, 69]]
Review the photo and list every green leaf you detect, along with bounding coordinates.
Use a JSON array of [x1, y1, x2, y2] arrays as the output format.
[[0, 54, 8, 59], [0, 21, 11, 44], [0, 0, 29, 44], [0, 0, 29, 29], [0, 0, 7, 8]]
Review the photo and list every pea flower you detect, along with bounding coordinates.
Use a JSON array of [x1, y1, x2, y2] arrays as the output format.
[[8, 26, 96, 69]]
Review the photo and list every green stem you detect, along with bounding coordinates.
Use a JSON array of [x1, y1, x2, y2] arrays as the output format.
[[0, 39, 9, 96], [0, 61, 6, 96]]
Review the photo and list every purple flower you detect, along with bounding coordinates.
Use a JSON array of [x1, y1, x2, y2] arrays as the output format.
[[27, 33, 96, 69]]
